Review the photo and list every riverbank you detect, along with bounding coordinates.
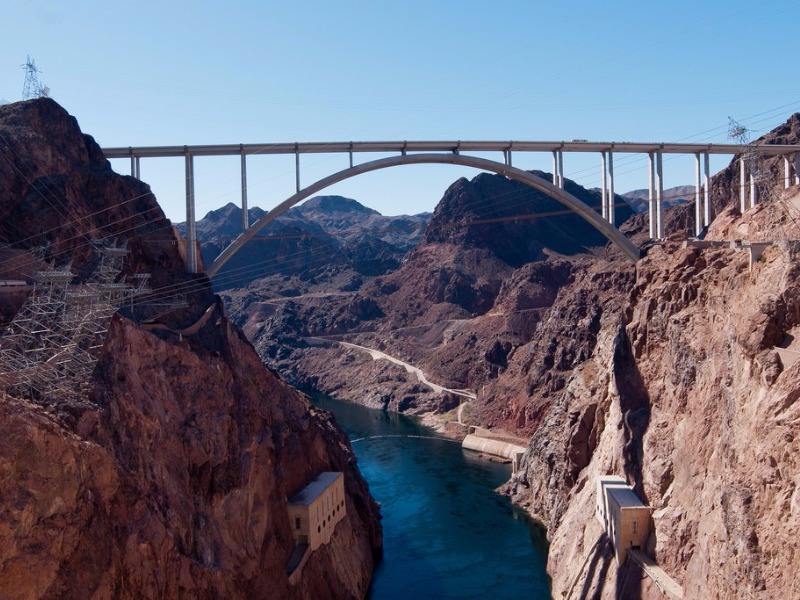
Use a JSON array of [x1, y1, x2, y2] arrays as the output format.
[[312, 394, 551, 599]]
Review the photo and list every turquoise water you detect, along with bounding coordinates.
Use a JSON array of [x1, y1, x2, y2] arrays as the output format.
[[313, 395, 551, 599]]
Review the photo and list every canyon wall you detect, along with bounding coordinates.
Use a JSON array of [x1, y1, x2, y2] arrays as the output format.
[[219, 110, 800, 598], [0, 99, 381, 599], [506, 190, 800, 598]]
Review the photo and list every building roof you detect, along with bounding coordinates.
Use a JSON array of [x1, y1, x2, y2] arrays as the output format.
[[607, 485, 650, 509], [288, 472, 343, 506], [597, 475, 627, 485]]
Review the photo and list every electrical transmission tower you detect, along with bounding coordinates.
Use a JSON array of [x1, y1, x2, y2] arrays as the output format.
[[728, 116, 772, 205], [0, 239, 150, 402], [21, 56, 49, 100]]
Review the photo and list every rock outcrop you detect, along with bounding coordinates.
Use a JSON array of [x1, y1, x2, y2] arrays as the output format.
[[0, 98, 381, 599]]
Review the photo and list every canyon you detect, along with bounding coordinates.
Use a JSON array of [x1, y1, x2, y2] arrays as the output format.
[[0, 99, 381, 599], [2, 96, 800, 599], [220, 114, 800, 598]]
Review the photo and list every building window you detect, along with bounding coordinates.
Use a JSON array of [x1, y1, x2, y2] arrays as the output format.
[[295, 517, 301, 530], [632, 521, 637, 534]]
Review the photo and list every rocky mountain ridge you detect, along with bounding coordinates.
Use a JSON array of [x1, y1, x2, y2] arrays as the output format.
[[0, 98, 381, 599], [179, 195, 429, 290]]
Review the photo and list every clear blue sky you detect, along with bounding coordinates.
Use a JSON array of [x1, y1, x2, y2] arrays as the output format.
[[2, 0, 799, 222]]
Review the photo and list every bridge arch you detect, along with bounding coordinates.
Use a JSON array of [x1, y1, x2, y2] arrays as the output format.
[[207, 153, 640, 276]]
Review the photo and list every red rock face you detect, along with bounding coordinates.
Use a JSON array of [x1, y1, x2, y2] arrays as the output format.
[[505, 192, 800, 598], [0, 99, 381, 599]]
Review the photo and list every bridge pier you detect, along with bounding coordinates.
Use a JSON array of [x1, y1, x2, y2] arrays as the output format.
[[655, 151, 664, 238], [795, 154, 800, 186], [599, 150, 616, 225], [694, 153, 702, 236], [601, 152, 607, 220], [295, 144, 301, 193], [184, 152, 198, 274], [130, 154, 140, 179], [648, 152, 656, 239], [241, 150, 249, 231], [552, 150, 564, 189], [703, 153, 711, 229], [607, 151, 615, 226], [739, 157, 747, 213]]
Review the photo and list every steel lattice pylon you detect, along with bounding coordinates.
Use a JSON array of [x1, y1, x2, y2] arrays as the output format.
[[0, 239, 150, 401]]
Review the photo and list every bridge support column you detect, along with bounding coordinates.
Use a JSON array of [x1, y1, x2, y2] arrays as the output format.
[[601, 152, 607, 220], [785, 155, 791, 189], [739, 157, 747, 213], [656, 151, 664, 238], [551, 150, 564, 189], [750, 168, 757, 208], [241, 150, 249, 231], [703, 153, 711, 228], [503, 149, 512, 166], [295, 144, 301, 193], [795, 154, 800, 185], [695, 153, 702, 236], [648, 152, 656, 239], [184, 153, 198, 274], [607, 151, 615, 226], [130, 155, 140, 179]]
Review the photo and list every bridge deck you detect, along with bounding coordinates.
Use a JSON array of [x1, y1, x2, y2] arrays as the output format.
[[628, 549, 684, 599], [102, 139, 800, 159]]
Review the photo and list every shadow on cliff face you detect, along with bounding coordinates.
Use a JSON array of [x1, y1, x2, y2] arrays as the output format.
[[566, 532, 612, 600], [614, 560, 643, 600], [568, 532, 644, 600], [612, 319, 651, 502]]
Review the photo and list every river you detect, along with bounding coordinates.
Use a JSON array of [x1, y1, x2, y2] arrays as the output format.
[[312, 394, 551, 599]]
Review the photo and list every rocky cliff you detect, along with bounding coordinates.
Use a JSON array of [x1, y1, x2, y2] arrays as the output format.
[[0, 99, 381, 599], [503, 124, 800, 598], [221, 113, 800, 599]]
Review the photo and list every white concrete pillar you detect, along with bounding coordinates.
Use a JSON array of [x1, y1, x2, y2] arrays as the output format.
[[607, 151, 615, 226], [750, 169, 757, 208], [557, 150, 564, 188], [184, 153, 198, 274], [648, 152, 656, 239], [552, 151, 559, 187], [601, 152, 608, 220], [241, 150, 249, 231], [295, 144, 301, 193], [740, 157, 747, 213], [785, 155, 792, 189], [656, 152, 664, 238], [703, 153, 711, 228], [695, 153, 702, 236], [795, 154, 800, 185], [130, 155, 140, 179]]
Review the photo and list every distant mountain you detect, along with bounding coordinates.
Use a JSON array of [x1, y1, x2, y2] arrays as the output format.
[[621, 185, 695, 213], [178, 196, 430, 290]]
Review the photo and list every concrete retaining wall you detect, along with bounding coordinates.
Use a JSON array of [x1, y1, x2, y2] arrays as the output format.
[[462, 434, 527, 471]]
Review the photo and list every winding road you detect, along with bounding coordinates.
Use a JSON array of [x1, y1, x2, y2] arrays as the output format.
[[306, 337, 476, 423]]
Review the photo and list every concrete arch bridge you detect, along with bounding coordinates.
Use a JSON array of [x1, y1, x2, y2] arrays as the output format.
[[102, 140, 800, 274]]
